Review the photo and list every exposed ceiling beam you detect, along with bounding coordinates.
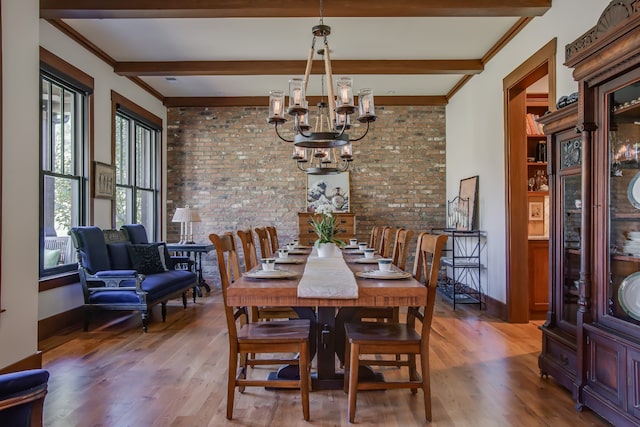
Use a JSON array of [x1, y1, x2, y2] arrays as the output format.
[[41, 0, 551, 19], [163, 95, 448, 108], [115, 60, 483, 77]]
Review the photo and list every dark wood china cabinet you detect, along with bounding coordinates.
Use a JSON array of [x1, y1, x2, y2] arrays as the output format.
[[540, 1, 640, 425], [538, 103, 581, 397]]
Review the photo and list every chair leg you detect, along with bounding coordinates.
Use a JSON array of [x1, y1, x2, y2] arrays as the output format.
[[409, 353, 419, 394], [300, 341, 310, 421], [420, 352, 432, 421], [141, 311, 149, 333], [393, 307, 402, 361], [343, 338, 351, 393], [183, 292, 188, 307], [237, 352, 247, 393], [191, 288, 196, 303], [347, 343, 360, 423], [161, 302, 167, 321], [227, 348, 238, 420]]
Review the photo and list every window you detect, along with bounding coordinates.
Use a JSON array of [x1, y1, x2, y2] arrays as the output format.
[[113, 93, 161, 241], [40, 71, 89, 276]]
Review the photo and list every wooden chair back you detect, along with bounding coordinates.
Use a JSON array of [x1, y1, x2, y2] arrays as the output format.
[[391, 228, 415, 271], [266, 226, 279, 254], [254, 227, 272, 258], [209, 232, 245, 340], [368, 226, 381, 250], [236, 228, 258, 271], [411, 232, 448, 338], [378, 226, 395, 257]]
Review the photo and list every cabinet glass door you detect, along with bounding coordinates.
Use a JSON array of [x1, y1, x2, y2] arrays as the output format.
[[559, 137, 581, 329], [607, 78, 640, 325]]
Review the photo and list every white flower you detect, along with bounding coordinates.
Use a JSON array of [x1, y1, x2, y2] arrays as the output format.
[[317, 205, 333, 216]]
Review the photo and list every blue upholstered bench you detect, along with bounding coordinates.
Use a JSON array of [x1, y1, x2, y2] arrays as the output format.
[[69, 226, 197, 332]]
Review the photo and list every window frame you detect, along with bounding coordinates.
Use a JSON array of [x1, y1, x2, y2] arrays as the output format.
[[112, 91, 162, 241], [38, 48, 94, 289]]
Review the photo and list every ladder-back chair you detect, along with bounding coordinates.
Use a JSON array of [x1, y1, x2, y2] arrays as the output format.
[[209, 232, 311, 421], [378, 226, 395, 257], [391, 228, 415, 271], [254, 227, 273, 258], [343, 232, 447, 423], [368, 226, 382, 251], [266, 226, 279, 255], [237, 229, 297, 323]]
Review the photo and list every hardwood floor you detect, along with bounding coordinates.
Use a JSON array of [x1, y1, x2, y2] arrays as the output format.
[[40, 290, 610, 427]]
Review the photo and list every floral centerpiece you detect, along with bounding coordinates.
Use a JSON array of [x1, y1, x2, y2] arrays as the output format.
[[310, 207, 345, 256]]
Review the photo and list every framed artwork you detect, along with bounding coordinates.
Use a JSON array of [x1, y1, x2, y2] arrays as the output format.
[[458, 175, 479, 230], [307, 172, 350, 213], [529, 201, 544, 221], [94, 161, 116, 200]]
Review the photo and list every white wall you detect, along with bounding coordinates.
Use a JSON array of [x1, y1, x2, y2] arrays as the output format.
[[0, 2, 167, 367], [0, 0, 40, 368], [445, 0, 610, 303]]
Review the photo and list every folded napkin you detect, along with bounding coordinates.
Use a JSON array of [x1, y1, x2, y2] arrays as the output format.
[[297, 249, 358, 299]]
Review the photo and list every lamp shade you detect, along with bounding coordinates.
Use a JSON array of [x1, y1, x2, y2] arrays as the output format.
[[172, 207, 189, 222]]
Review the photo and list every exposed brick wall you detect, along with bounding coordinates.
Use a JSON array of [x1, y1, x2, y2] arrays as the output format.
[[166, 105, 446, 283]]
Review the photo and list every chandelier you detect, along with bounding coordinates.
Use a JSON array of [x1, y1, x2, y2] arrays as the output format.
[[267, 3, 377, 175]]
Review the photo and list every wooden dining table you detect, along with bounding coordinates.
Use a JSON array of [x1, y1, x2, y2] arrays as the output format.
[[226, 248, 427, 390]]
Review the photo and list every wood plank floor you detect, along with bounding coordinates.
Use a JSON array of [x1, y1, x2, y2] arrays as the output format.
[[40, 290, 611, 427]]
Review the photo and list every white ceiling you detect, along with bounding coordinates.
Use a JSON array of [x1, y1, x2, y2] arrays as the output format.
[[41, 1, 552, 104]]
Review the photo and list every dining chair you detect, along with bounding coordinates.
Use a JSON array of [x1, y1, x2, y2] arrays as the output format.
[[236, 229, 297, 323], [378, 226, 395, 257], [266, 226, 279, 255], [391, 228, 415, 271], [368, 226, 382, 251], [343, 232, 447, 423], [344, 227, 403, 327], [254, 227, 273, 258], [209, 232, 311, 421], [236, 228, 258, 272]]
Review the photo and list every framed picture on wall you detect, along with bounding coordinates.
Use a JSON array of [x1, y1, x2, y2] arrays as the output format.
[[529, 201, 544, 221], [93, 161, 116, 200], [307, 172, 350, 213]]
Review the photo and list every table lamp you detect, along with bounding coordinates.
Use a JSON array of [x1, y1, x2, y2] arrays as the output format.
[[171, 207, 189, 244], [185, 206, 201, 244]]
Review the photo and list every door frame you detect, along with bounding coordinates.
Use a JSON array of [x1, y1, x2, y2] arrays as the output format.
[[503, 39, 556, 322]]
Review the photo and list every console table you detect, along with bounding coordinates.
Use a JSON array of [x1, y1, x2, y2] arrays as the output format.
[[166, 243, 214, 294]]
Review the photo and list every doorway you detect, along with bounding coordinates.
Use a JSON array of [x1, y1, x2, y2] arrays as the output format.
[[503, 39, 556, 323]]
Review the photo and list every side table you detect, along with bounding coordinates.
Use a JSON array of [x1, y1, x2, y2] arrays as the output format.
[[166, 243, 214, 294]]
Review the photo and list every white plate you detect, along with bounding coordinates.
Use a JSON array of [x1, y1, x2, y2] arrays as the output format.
[[628, 172, 640, 209], [343, 245, 360, 250], [274, 258, 304, 264], [244, 269, 297, 279], [351, 258, 380, 264], [356, 270, 412, 280], [619, 272, 640, 320], [346, 250, 365, 255]]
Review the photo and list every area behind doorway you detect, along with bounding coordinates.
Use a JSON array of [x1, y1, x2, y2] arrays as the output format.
[[504, 39, 556, 323]]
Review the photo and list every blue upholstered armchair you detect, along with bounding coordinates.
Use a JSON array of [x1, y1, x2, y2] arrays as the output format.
[[0, 369, 49, 427], [70, 226, 197, 332]]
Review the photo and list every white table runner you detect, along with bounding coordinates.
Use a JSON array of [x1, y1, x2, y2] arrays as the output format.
[[297, 247, 359, 299]]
